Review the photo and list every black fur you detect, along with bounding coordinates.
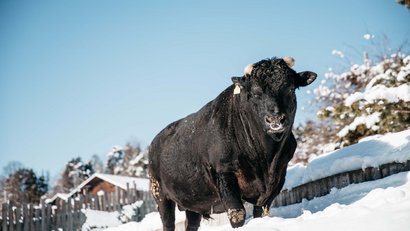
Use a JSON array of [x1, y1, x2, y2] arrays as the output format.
[[148, 57, 317, 230]]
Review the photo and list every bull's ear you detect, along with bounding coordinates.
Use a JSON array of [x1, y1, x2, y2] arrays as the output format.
[[296, 71, 317, 87], [231, 76, 243, 85]]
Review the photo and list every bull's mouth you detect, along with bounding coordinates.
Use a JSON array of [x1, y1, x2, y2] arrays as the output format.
[[263, 115, 286, 141], [265, 122, 286, 141], [267, 129, 285, 141]]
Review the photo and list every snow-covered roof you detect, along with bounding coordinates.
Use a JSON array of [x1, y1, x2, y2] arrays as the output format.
[[75, 173, 150, 192], [49, 173, 150, 203], [46, 193, 70, 203]]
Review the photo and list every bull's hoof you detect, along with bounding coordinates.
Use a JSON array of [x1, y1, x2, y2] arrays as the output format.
[[262, 206, 270, 217], [227, 208, 246, 228]]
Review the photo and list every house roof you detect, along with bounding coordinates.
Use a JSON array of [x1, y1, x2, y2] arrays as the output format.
[[48, 173, 150, 203], [84, 173, 150, 191], [46, 193, 70, 203]]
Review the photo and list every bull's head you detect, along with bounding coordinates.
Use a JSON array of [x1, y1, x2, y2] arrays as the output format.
[[232, 57, 316, 141]]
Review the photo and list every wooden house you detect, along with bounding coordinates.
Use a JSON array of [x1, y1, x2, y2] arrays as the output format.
[[47, 173, 149, 204]]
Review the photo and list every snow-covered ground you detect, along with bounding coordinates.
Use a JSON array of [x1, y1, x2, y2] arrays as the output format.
[[284, 129, 410, 190], [82, 130, 410, 231]]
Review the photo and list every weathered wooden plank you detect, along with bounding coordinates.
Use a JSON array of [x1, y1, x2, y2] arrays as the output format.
[[15, 206, 21, 231], [40, 200, 46, 231], [126, 183, 131, 204], [67, 199, 73, 231], [29, 205, 34, 231], [22, 204, 29, 231], [56, 204, 61, 229], [2, 203, 8, 231], [9, 203, 14, 231], [62, 199, 68, 231], [46, 203, 52, 231], [34, 208, 40, 231]]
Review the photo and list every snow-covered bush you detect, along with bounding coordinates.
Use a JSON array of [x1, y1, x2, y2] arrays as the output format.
[[315, 49, 410, 147], [106, 143, 148, 177], [292, 36, 410, 165]]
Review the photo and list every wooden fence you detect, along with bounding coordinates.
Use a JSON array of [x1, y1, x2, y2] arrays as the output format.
[[0, 185, 157, 231], [272, 160, 410, 207]]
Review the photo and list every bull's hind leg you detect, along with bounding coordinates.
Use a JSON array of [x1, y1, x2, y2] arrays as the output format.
[[185, 210, 202, 231], [150, 177, 176, 231], [217, 172, 246, 228], [157, 198, 176, 231]]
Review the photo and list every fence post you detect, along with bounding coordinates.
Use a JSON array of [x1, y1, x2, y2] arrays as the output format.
[[133, 181, 138, 202], [40, 200, 46, 231], [29, 204, 34, 231], [74, 198, 81, 230], [2, 203, 8, 231], [126, 183, 131, 205], [114, 187, 119, 211], [16, 206, 21, 231], [9, 202, 14, 231], [46, 203, 52, 231], [54, 205, 60, 231], [62, 200, 68, 231], [34, 208, 40, 231], [67, 198, 73, 231], [22, 204, 29, 231]]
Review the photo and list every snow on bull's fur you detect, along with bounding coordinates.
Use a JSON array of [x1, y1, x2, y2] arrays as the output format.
[[148, 57, 317, 231]]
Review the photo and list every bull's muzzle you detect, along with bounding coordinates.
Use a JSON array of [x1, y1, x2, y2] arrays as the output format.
[[265, 114, 286, 133]]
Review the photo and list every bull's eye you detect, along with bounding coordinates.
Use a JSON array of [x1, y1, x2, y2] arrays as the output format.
[[253, 93, 262, 99], [251, 86, 263, 99]]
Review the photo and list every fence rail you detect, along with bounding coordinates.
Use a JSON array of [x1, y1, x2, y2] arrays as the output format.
[[272, 160, 410, 207], [0, 184, 157, 231]]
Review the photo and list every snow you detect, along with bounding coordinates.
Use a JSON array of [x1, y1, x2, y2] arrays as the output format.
[[363, 33, 374, 40], [95, 171, 410, 231], [91, 173, 150, 191], [344, 83, 410, 106], [336, 112, 381, 137], [284, 129, 410, 190], [82, 130, 410, 231], [82, 209, 122, 231], [119, 201, 144, 223], [331, 50, 344, 58], [75, 173, 150, 192]]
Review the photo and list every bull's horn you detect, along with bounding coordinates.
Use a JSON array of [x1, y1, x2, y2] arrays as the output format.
[[244, 63, 253, 76], [283, 57, 295, 67]]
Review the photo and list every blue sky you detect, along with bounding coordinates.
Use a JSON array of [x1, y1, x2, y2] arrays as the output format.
[[1, 0, 409, 181]]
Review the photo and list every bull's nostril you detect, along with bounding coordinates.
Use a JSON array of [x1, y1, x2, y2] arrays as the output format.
[[265, 116, 272, 124], [279, 115, 286, 124]]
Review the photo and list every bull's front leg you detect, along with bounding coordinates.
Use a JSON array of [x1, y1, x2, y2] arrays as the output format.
[[216, 172, 246, 228]]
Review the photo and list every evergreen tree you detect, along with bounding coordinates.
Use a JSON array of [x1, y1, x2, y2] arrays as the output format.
[[105, 143, 148, 177], [124, 143, 148, 177], [106, 146, 124, 175], [54, 157, 94, 193], [90, 154, 104, 173], [4, 168, 48, 205]]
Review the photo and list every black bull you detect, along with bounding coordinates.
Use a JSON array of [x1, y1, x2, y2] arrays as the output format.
[[148, 57, 317, 230]]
